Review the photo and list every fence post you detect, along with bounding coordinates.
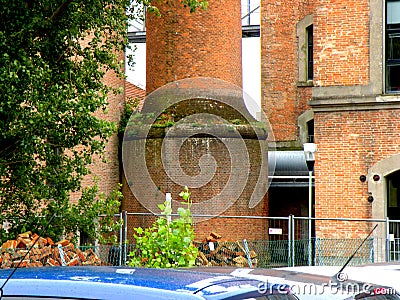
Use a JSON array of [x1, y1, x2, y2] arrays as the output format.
[[308, 215, 313, 266], [386, 217, 390, 262], [119, 212, 123, 266], [288, 215, 295, 267], [123, 211, 128, 265], [287, 215, 291, 267], [243, 239, 253, 268], [292, 215, 295, 266]]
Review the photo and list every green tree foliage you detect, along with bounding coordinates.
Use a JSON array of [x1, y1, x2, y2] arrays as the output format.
[[0, 0, 206, 242], [128, 187, 198, 268], [0, 0, 131, 242]]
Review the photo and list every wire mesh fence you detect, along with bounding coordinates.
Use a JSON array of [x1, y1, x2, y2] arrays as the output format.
[[120, 213, 397, 267], [1, 213, 399, 268], [103, 238, 383, 268], [314, 238, 376, 266]]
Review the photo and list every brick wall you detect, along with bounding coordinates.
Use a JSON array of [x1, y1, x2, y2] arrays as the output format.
[[314, 109, 400, 237], [261, 0, 314, 143], [309, 0, 380, 238], [71, 56, 125, 202], [145, 0, 242, 93], [122, 133, 268, 241], [313, 0, 370, 87]]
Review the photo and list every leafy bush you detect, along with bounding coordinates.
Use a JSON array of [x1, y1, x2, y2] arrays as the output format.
[[128, 187, 198, 268]]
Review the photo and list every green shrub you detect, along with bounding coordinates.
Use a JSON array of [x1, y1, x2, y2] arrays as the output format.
[[128, 187, 198, 268]]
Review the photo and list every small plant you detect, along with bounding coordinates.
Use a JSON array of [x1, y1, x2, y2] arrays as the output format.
[[230, 119, 243, 125], [128, 187, 198, 268]]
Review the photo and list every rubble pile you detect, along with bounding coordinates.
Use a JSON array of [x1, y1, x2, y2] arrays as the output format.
[[195, 232, 258, 267], [0, 231, 102, 269]]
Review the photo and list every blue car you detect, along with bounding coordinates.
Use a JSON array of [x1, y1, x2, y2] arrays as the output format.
[[0, 266, 299, 299]]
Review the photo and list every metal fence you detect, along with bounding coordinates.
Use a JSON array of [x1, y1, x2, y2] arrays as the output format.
[[106, 212, 400, 267]]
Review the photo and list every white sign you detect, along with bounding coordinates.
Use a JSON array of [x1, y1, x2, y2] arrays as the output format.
[[209, 242, 215, 251], [268, 228, 283, 235], [390, 233, 395, 242]]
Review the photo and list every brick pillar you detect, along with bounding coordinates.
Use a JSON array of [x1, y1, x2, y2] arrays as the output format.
[[145, 0, 242, 93], [122, 1, 269, 242]]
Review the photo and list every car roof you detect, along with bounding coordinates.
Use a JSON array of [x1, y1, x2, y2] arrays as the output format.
[[190, 265, 400, 300], [0, 266, 289, 300], [280, 263, 400, 291]]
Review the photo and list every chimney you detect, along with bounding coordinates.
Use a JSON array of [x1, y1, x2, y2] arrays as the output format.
[[122, 0, 269, 241], [145, 0, 242, 94]]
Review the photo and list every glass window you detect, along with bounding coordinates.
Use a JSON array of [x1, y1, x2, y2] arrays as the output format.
[[385, 0, 400, 92], [306, 25, 314, 81], [307, 119, 314, 143]]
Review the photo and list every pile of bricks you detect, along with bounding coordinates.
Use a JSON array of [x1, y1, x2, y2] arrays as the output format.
[[0, 231, 102, 269], [195, 232, 258, 268]]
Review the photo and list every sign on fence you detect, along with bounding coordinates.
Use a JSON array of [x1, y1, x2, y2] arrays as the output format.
[[268, 228, 283, 235]]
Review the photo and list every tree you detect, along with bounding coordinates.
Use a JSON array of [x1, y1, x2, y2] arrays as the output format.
[[0, 0, 207, 242]]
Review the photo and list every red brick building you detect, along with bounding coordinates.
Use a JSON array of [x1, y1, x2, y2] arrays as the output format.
[[92, 0, 400, 247], [261, 0, 400, 241]]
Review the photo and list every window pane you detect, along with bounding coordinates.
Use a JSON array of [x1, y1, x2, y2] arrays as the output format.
[[386, 64, 400, 92], [386, 1, 400, 93], [387, 31, 400, 60], [387, 0, 400, 24], [306, 25, 313, 81]]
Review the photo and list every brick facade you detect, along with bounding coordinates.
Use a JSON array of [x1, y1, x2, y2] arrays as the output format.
[[122, 133, 269, 241], [71, 54, 125, 203], [260, 0, 400, 240], [313, 0, 370, 87], [90, 0, 397, 244], [261, 0, 314, 144], [314, 109, 400, 237]]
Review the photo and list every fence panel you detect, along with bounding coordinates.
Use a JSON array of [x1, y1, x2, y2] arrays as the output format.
[[120, 213, 394, 267]]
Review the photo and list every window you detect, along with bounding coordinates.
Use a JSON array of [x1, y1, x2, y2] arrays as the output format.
[[306, 25, 314, 81], [307, 119, 314, 143], [386, 0, 400, 93], [296, 15, 313, 85]]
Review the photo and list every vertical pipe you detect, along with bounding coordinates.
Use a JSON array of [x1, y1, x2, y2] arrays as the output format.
[[124, 211, 128, 265], [292, 215, 295, 267], [247, 0, 251, 25], [308, 170, 313, 266], [119, 212, 123, 266], [166, 193, 172, 225], [288, 215, 292, 267]]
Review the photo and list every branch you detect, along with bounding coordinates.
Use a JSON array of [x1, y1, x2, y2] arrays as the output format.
[[9, 0, 75, 43], [48, 0, 74, 23]]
